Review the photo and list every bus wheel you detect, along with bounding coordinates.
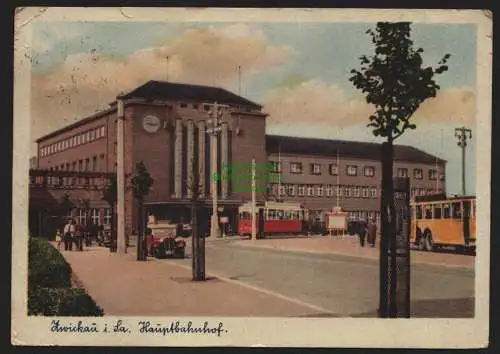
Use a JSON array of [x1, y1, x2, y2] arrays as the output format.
[[424, 232, 434, 252]]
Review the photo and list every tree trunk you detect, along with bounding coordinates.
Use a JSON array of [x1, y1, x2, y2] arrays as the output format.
[[110, 203, 116, 253], [137, 197, 144, 261], [191, 201, 200, 280], [379, 139, 396, 317]]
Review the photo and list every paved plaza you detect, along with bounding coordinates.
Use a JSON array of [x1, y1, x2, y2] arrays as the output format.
[[55, 235, 475, 318]]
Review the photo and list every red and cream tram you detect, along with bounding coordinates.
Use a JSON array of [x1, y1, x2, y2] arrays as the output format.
[[238, 201, 307, 235]]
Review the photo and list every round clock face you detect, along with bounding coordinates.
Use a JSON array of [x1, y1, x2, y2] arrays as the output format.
[[142, 115, 161, 133]]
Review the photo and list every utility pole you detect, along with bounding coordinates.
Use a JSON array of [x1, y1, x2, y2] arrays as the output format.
[[206, 102, 223, 238], [251, 158, 257, 241], [454, 126, 472, 196], [116, 95, 126, 254]]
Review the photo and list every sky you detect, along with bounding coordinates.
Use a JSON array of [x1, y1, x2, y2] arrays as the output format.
[[30, 21, 477, 195]]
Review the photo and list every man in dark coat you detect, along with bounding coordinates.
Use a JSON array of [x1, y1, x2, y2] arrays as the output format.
[[358, 218, 367, 247], [367, 217, 378, 247]]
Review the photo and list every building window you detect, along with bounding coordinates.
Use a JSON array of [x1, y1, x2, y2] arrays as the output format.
[[329, 164, 339, 176], [413, 168, 423, 180], [428, 169, 438, 180], [364, 166, 375, 177], [104, 208, 112, 225], [100, 154, 105, 172], [306, 185, 314, 196], [100, 126, 105, 138], [65, 162, 70, 171], [346, 165, 357, 176], [316, 185, 324, 197], [269, 161, 282, 173], [353, 186, 361, 198], [397, 168, 408, 178], [310, 163, 322, 175], [345, 187, 352, 198], [86, 132, 90, 142], [72, 162, 76, 171], [286, 184, 296, 196], [90, 130, 95, 141], [91, 208, 100, 225], [290, 162, 303, 174], [78, 160, 83, 172], [362, 187, 370, 198], [192, 104, 199, 109], [278, 185, 286, 196], [439, 173, 445, 181], [335, 186, 342, 197], [180, 103, 188, 108], [298, 185, 306, 196], [78, 209, 86, 225], [85, 158, 90, 172], [92, 156, 98, 172], [370, 187, 377, 198], [326, 185, 334, 197], [204, 104, 210, 111]]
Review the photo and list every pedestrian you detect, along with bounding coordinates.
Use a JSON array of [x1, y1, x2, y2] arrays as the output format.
[[63, 219, 75, 251], [367, 217, 378, 247], [74, 222, 84, 251], [358, 218, 367, 247], [55, 229, 63, 250]]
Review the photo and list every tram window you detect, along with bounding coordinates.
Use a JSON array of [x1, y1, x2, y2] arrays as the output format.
[[452, 202, 462, 219], [433, 205, 442, 219], [268, 209, 277, 220], [284, 211, 291, 220], [278, 211, 284, 220], [443, 204, 451, 219], [424, 206, 432, 219], [415, 205, 422, 220]]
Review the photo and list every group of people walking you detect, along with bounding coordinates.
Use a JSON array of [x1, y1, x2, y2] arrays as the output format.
[[357, 217, 378, 247], [56, 219, 102, 251]]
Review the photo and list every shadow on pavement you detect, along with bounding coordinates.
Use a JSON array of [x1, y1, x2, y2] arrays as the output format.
[[349, 297, 475, 318]]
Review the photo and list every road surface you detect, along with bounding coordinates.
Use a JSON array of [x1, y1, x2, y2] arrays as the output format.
[[165, 239, 475, 317]]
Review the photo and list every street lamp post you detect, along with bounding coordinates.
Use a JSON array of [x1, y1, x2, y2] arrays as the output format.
[[206, 102, 224, 238], [454, 126, 472, 196]]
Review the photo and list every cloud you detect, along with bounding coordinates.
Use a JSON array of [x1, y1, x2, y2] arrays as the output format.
[[263, 79, 476, 127], [31, 24, 293, 141]]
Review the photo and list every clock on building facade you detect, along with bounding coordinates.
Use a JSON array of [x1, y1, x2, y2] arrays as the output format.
[[142, 115, 161, 133]]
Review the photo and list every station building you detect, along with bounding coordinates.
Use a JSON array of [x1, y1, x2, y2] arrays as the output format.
[[34, 80, 446, 234]]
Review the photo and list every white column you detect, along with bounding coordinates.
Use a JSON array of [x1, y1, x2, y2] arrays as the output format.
[[117, 98, 126, 254], [186, 120, 194, 199], [174, 118, 182, 199], [221, 122, 229, 199], [198, 121, 206, 197]]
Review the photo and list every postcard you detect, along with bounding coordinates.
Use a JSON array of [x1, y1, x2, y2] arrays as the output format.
[[12, 7, 491, 348]]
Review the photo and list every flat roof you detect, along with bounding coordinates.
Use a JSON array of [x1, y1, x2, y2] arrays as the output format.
[[266, 135, 447, 164]]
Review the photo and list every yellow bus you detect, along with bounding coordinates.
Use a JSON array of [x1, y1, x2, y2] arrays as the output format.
[[410, 194, 476, 252]]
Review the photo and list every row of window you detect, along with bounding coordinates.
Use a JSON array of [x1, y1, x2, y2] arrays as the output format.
[[269, 161, 444, 181], [178, 102, 253, 113], [268, 183, 443, 199], [49, 154, 106, 173], [415, 201, 475, 220], [68, 208, 112, 226], [40, 126, 106, 157], [269, 184, 379, 198]]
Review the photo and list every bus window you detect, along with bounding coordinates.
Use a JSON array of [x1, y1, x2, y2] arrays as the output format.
[[415, 205, 422, 220], [443, 204, 451, 219], [452, 202, 462, 219], [424, 206, 432, 219], [433, 205, 442, 219]]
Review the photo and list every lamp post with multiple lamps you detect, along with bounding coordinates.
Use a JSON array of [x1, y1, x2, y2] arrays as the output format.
[[206, 102, 224, 238], [454, 126, 472, 196]]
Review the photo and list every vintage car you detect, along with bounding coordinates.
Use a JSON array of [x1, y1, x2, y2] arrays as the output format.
[[146, 221, 186, 259]]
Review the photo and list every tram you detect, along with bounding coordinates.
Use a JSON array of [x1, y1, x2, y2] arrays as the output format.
[[238, 201, 307, 235]]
